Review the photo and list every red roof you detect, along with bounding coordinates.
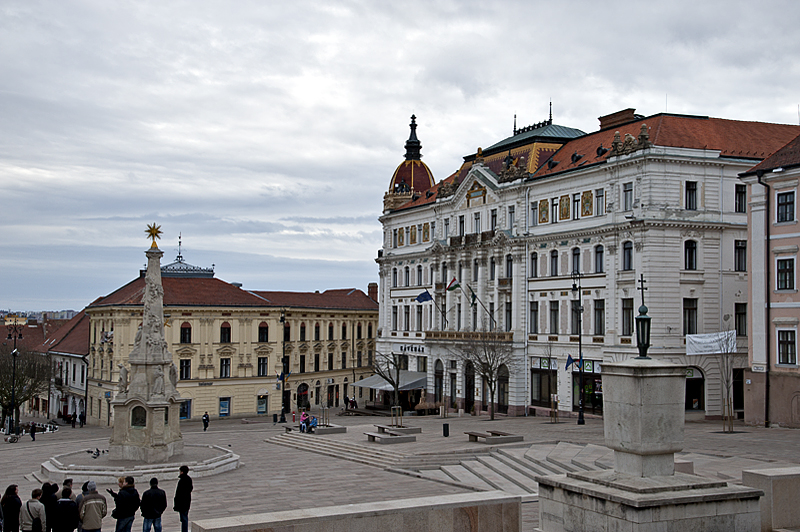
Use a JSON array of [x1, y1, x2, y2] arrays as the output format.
[[251, 288, 378, 311], [90, 276, 269, 308], [390, 159, 435, 193], [4, 317, 68, 353], [532, 114, 800, 179], [35, 311, 90, 356], [743, 132, 800, 175]]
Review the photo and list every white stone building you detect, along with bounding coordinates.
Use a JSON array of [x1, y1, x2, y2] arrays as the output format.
[[377, 109, 800, 418]]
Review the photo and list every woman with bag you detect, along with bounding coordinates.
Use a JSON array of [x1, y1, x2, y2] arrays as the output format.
[[1, 485, 22, 532], [20, 489, 46, 532]]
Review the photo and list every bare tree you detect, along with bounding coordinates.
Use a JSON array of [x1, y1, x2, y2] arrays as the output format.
[[715, 329, 743, 433], [451, 330, 515, 420], [540, 340, 559, 422], [371, 350, 405, 407], [0, 348, 51, 430]]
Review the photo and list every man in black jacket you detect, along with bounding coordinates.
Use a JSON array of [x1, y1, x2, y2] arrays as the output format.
[[140, 478, 166, 532], [173, 466, 193, 532], [110, 477, 139, 532]]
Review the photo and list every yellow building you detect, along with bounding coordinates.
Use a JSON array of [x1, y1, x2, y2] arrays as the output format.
[[85, 255, 378, 425]]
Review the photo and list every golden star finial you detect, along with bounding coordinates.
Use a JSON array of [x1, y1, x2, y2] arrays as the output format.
[[146, 223, 163, 248]]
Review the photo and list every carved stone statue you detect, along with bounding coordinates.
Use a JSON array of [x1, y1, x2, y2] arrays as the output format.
[[169, 363, 178, 390], [118, 364, 128, 393], [152, 365, 165, 396]]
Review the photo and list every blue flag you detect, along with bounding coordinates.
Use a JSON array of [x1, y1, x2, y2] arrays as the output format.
[[415, 290, 433, 303], [565, 355, 575, 370]]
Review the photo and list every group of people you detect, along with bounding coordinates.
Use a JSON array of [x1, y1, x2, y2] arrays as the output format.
[[298, 412, 318, 433], [343, 395, 358, 410], [0, 466, 193, 532]]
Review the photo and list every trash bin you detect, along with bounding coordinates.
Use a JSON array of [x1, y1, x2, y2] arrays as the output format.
[[273, 413, 278, 424], [443, 423, 449, 437]]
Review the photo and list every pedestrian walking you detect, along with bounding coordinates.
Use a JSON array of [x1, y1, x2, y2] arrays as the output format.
[[139, 479, 166, 532], [172, 466, 193, 532], [20, 488, 46, 532], [77, 481, 105, 532], [79, 413, 85, 428], [1, 485, 22, 532], [30, 423, 36, 442], [201, 412, 209, 432], [70, 414, 77, 429], [53, 488, 78, 532], [109, 477, 138, 532]]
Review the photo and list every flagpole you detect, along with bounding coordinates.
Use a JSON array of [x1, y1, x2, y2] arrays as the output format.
[[467, 284, 496, 330]]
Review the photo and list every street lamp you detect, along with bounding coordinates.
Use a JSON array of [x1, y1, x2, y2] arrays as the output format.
[[6, 315, 25, 435], [571, 271, 585, 425], [635, 274, 651, 359], [279, 310, 288, 423]]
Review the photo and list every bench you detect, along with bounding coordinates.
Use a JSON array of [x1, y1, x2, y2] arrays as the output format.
[[374, 424, 422, 435], [364, 431, 416, 444], [465, 431, 524, 444]]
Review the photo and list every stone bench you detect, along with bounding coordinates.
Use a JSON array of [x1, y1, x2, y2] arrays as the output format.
[[465, 431, 524, 444], [364, 431, 416, 444], [374, 424, 422, 435]]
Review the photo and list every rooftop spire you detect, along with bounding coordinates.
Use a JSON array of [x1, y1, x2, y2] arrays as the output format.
[[513, 114, 517, 135], [549, 101, 553, 122], [404, 114, 422, 161]]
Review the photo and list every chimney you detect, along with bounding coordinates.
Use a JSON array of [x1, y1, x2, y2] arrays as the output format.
[[368, 282, 378, 302], [598, 108, 637, 131]]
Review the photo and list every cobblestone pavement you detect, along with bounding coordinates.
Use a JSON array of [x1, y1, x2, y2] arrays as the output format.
[[2, 413, 798, 531]]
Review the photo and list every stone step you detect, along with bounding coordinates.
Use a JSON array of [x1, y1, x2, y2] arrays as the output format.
[[417, 468, 459, 484], [460, 460, 530, 496], [440, 464, 494, 491], [523, 444, 571, 476], [571, 443, 612, 471], [269, 433, 401, 468], [491, 450, 547, 480], [545, 442, 584, 473], [476, 455, 538, 494]]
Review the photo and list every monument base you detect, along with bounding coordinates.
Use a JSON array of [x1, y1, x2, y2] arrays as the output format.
[[109, 397, 184, 463], [536, 470, 763, 532]]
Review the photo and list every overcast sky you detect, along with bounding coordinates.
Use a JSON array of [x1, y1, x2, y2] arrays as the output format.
[[2, 1, 799, 312]]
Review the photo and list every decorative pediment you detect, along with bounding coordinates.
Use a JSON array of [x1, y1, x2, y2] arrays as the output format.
[[254, 345, 273, 356], [327, 342, 337, 351], [299, 343, 309, 353], [428, 240, 445, 255], [491, 231, 509, 247], [340, 341, 349, 351], [175, 346, 197, 357], [216, 345, 237, 356]]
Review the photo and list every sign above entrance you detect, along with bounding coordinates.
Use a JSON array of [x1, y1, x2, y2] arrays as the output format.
[[393, 343, 425, 354]]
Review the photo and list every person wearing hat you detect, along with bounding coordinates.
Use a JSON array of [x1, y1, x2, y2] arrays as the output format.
[[78, 482, 105, 532], [172, 466, 193, 532], [139, 479, 166, 532]]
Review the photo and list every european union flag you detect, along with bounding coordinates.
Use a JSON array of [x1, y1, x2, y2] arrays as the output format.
[[415, 290, 433, 303]]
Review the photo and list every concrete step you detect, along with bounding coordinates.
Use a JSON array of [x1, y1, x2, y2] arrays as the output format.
[[440, 464, 494, 491], [491, 450, 547, 480], [545, 442, 584, 473], [523, 444, 571, 476], [417, 468, 458, 484], [476, 455, 537, 494], [269, 433, 402, 468], [460, 460, 530, 496], [571, 443, 612, 471]]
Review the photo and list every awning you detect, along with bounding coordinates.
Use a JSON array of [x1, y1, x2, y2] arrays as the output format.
[[350, 370, 427, 391]]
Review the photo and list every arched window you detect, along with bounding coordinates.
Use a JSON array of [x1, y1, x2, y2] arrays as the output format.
[[357, 323, 362, 339], [490, 257, 496, 280], [283, 321, 290, 342], [473, 259, 479, 282], [131, 406, 147, 427], [392, 268, 397, 288], [404, 266, 410, 287], [314, 323, 320, 341], [442, 262, 448, 283], [367, 324, 373, 338], [572, 247, 581, 275], [505, 254, 513, 278], [300, 322, 306, 341], [684, 240, 697, 270], [180, 322, 192, 344], [341, 324, 347, 340], [594, 245, 604, 273], [328, 323, 334, 340], [258, 322, 268, 343], [417, 265, 423, 286], [220, 322, 231, 343], [530, 253, 538, 278], [622, 241, 633, 271], [550, 250, 559, 277]]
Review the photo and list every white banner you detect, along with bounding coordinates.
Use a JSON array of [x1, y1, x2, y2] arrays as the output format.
[[686, 330, 736, 355]]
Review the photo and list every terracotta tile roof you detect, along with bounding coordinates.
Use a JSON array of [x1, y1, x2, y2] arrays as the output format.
[[89, 276, 269, 308], [34, 310, 90, 356], [250, 288, 378, 311], [742, 132, 800, 175], [4, 317, 69, 353], [532, 114, 800, 179]]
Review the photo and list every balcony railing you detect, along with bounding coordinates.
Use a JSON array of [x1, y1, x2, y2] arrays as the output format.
[[425, 330, 513, 342]]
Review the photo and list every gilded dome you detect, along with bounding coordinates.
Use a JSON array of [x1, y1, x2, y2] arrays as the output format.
[[389, 115, 435, 194]]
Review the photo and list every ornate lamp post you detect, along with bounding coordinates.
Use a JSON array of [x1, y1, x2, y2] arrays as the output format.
[[635, 274, 651, 359], [279, 310, 288, 423], [6, 315, 25, 435], [571, 271, 585, 425]]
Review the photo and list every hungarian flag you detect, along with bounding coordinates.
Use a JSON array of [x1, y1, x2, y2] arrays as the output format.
[[446, 277, 461, 291], [468, 286, 478, 306]]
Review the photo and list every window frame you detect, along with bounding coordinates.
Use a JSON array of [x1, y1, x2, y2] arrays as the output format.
[[685, 181, 698, 210], [550, 250, 558, 277], [735, 184, 747, 213], [777, 191, 795, 223], [594, 245, 604, 273], [777, 258, 795, 290], [683, 298, 698, 335], [778, 329, 797, 365], [684, 240, 697, 271], [734, 240, 747, 272], [622, 298, 633, 336], [622, 241, 633, 271], [623, 182, 633, 211]]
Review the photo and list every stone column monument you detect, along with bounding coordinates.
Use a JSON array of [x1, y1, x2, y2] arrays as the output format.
[[109, 224, 184, 463]]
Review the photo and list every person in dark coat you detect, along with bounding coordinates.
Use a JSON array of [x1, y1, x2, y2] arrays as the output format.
[[109, 477, 139, 532], [139, 479, 166, 532], [1, 484, 22, 532], [40, 483, 57, 532], [201, 412, 209, 432], [30, 422, 36, 442], [173, 466, 193, 532], [53, 488, 78, 532], [70, 414, 77, 429]]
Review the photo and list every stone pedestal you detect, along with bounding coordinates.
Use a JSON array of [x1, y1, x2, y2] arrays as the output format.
[[536, 359, 763, 531]]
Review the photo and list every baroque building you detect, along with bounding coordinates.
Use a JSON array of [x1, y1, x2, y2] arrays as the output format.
[[377, 109, 800, 419], [85, 250, 378, 426]]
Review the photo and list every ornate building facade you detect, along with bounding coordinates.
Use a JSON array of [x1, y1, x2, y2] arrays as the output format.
[[377, 109, 800, 418], [85, 252, 378, 426]]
